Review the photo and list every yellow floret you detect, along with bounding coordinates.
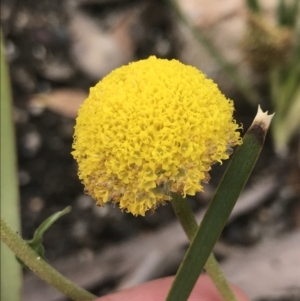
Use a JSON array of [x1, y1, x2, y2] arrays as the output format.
[[72, 56, 242, 216]]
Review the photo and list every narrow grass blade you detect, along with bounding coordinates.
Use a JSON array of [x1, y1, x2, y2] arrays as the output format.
[[165, 106, 274, 301], [277, 0, 300, 28], [171, 195, 239, 301], [0, 31, 22, 301], [167, 0, 260, 105], [246, 0, 261, 14]]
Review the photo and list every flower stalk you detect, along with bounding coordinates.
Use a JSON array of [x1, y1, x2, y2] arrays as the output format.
[[171, 193, 238, 301], [0, 217, 97, 301], [166, 106, 274, 301]]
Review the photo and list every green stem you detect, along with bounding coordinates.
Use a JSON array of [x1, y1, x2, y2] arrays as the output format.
[[205, 255, 238, 301], [0, 217, 97, 301], [171, 194, 238, 301], [166, 107, 273, 301]]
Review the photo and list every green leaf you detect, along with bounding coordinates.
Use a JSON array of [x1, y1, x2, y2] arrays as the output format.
[[171, 195, 239, 301], [270, 38, 300, 154], [277, 0, 300, 28], [0, 31, 22, 301], [1, 217, 97, 301], [273, 86, 300, 154], [278, 0, 288, 26], [17, 206, 71, 268], [245, 0, 261, 14], [165, 107, 274, 301]]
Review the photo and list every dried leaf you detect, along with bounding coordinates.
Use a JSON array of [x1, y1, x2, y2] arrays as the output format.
[[29, 89, 87, 118]]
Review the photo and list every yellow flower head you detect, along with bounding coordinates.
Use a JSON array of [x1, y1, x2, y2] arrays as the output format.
[[72, 56, 242, 216]]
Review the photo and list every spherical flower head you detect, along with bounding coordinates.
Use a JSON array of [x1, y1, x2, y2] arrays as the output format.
[[72, 56, 242, 216]]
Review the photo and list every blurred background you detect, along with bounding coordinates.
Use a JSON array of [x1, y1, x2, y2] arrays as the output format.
[[1, 0, 299, 300]]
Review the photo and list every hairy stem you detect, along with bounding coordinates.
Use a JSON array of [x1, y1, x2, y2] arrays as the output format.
[[0, 217, 97, 301]]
